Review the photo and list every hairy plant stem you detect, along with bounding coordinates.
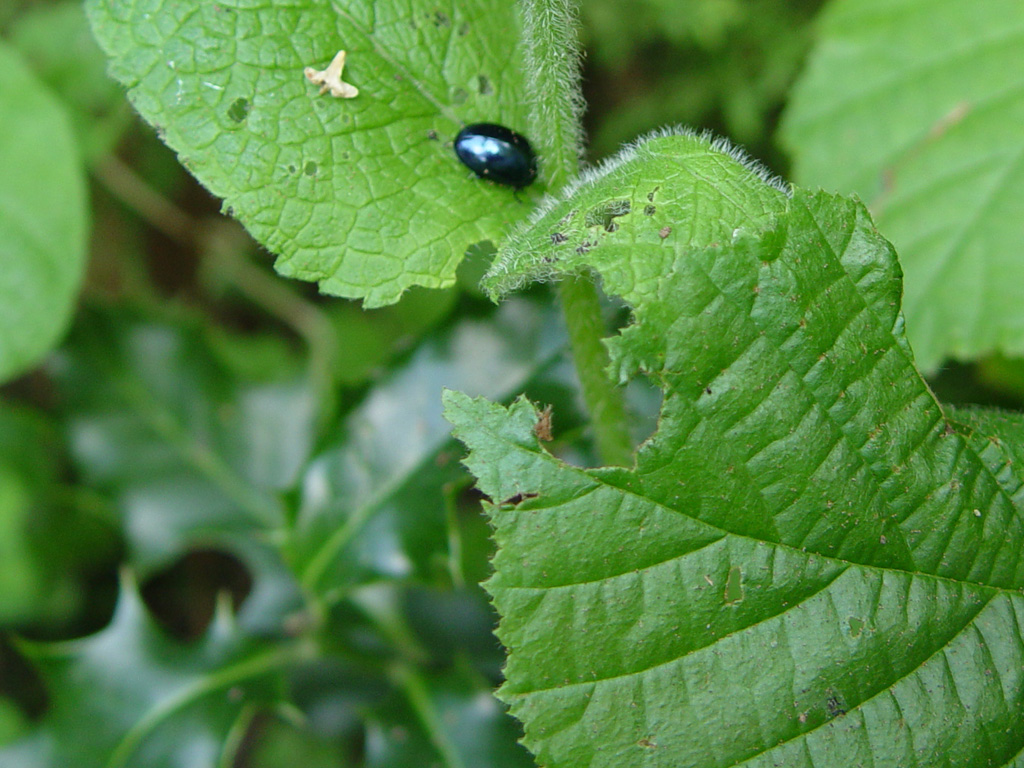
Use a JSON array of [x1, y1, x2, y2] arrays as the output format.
[[521, 0, 633, 465]]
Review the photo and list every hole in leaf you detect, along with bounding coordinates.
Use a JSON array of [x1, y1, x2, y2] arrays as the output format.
[[501, 491, 539, 506], [458, 239, 496, 290], [452, 87, 468, 105], [825, 690, 847, 718], [724, 565, 743, 605], [477, 74, 492, 95], [304, 161, 318, 176], [464, 239, 496, 259], [584, 199, 631, 232], [626, 374, 663, 452], [227, 97, 250, 123]]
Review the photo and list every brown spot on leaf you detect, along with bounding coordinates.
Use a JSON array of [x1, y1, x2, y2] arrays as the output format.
[[534, 405, 554, 442]]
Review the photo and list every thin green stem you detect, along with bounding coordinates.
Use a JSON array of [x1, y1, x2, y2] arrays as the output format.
[[106, 642, 313, 768], [93, 155, 196, 244], [110, 371, 284, 528], [558, 277, 633, 466], [218, 703, 259, 768], [443, 476, 472, 589], [390, 662, 465, 768], [520, 0, 585, 190]]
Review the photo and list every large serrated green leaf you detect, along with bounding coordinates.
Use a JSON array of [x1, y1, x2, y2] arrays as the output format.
[[0, 42, 88, 383], [86, 0, 543, 306], [446, 189, 1024, 767], [779, 0, 1024, 370]]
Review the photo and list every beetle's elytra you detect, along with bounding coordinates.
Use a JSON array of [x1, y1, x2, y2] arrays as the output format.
[[454, 123, 538, 188]]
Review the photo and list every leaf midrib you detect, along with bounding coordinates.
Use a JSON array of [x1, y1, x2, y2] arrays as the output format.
[[487, 418, 1006, 597]]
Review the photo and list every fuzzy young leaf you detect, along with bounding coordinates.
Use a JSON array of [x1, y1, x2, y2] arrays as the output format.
[[483, 129, 788, 298], [86, 0, 542, 306], [0, 42, 87, 383], [780, 0, 1024, 370], [447, 188, 1024, 767]]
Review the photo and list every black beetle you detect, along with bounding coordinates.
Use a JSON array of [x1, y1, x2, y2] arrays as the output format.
[[454, 123, 538, 188]]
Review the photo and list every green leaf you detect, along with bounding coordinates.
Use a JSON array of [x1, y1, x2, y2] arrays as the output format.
[[447, 189, 1024, 767], [292, 298, 567, 601], [325, 287, 457, 388], [364, 667, 533, 768], [0, 574, 299, 768], [7, 1, 131, 161], [246, 715, 349, 768], [53, 310, 310, 631], [779, 0, 1024, 370], [0, 41, 88, 383], [85, 0, 542, 306], [57, 308, 315, 506], [948, 405, 1024, 475], [0, 463, 48, 624], [483, 128, 788, 298], [0, 403, 117, 626], [0, 698, 29, 748]]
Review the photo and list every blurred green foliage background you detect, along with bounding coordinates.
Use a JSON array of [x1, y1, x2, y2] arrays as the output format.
[[2, 0, 1023, 764]]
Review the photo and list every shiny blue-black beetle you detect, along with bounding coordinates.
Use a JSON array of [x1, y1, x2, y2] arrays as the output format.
[[454, 123, 538, 188]]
